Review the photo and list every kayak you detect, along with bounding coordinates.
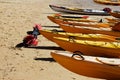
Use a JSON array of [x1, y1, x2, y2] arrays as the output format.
[[105, 18, 120, 23], [110, 11, 120, 18], [40, 29, 116, 42], [112, 22, 120, 31], [49, 5, 110, 16], [59, 23, 120, 37], [51, 51, 120, 79], [53, 37, 120, 58], [47, 16, 98, 23], [52, 13, 89, 19], [53, 18, 111, 28], [94, 0, 120, 5]]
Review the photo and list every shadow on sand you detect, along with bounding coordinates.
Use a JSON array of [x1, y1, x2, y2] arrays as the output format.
[[34, 57, 55, 62], [32, 46, 62, 62], [27, 46, 64, 51], [16, 43, 64, 51], [42, 26, 60, 28]]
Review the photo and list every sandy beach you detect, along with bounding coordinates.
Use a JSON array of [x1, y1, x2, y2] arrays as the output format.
[[0, 0, 119, 80]]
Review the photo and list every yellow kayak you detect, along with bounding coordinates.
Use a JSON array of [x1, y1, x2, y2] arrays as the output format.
[[40, 29, 117, 42], [53, 37, 120, 58]]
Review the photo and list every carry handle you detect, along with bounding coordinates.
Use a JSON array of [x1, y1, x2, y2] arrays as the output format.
[[68, 36, 75, 42], [52, 29, 58, 34], [72, 52, 84, 60]]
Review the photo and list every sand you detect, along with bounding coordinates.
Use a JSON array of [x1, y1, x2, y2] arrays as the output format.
[[0, 0, 119, 80]]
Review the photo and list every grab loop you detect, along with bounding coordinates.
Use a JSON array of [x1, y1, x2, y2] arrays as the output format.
[[52, 29, 58, 34], [68, 36, 75, 42], [72, 51, 84, 60]]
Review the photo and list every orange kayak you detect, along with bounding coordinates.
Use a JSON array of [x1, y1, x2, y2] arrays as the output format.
[[47, 16, 98, 23], [59, 23, 120, 37], [105, 18, 120, 23], [54, 18, 111, 28], [112, 22, 120, 31], [51, 51, 120, 79], [53, 37, 120, 58], [110, 12, 120, 18]]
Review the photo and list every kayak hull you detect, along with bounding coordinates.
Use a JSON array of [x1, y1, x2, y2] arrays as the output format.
[[53, 37, 120, 58], [51, 51, 120, 79]]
